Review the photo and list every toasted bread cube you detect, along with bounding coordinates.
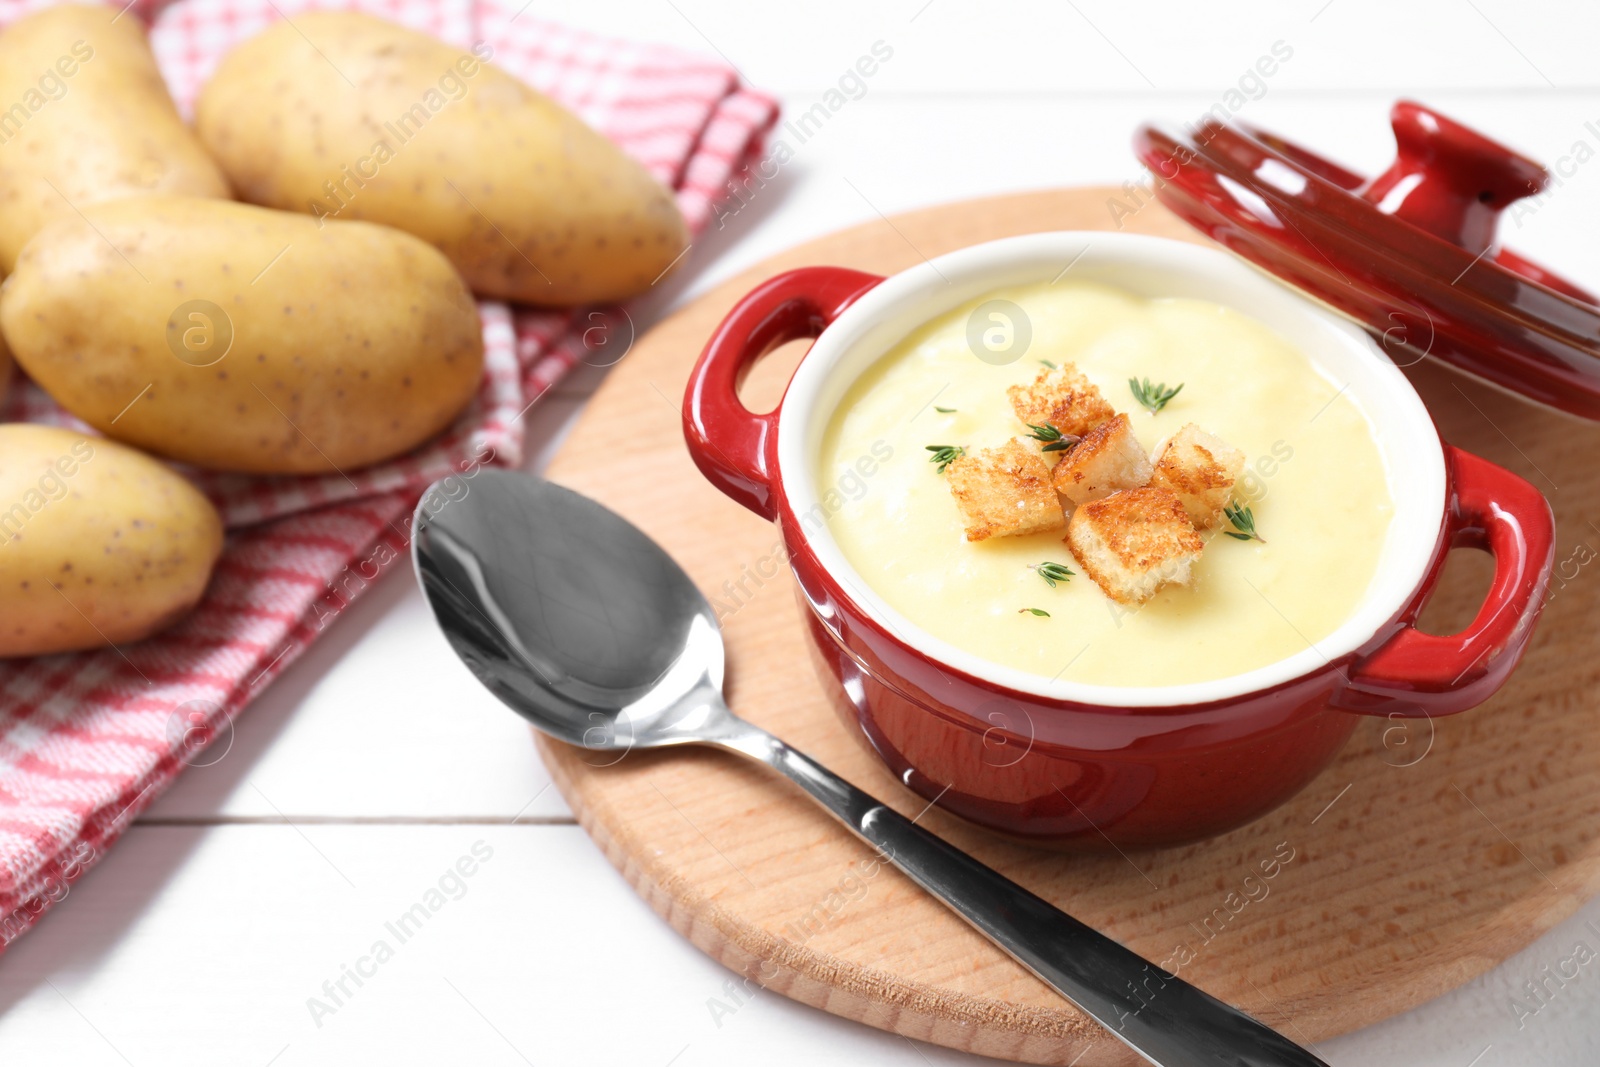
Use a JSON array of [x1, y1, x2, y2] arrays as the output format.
[[1007, 364, 1115, 438], [946, 438, 1065, 542], [1149, 423, 1246, 528], [1051, 414, 1153, 507], [1066, 487, 1203, 605]]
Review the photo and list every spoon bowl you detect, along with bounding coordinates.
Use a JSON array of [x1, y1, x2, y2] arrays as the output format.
[[414, 471, 729, 751]]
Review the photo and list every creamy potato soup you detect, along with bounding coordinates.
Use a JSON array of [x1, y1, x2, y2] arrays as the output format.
[[816, 280, 1393, 687]]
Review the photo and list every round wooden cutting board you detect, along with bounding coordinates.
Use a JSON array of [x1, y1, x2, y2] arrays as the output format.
[[538, 187, 1600, 1065]]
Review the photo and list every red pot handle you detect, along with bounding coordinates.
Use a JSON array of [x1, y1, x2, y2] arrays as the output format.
[[683, 267, 884, 521], [1341, 445, 1553, 717]]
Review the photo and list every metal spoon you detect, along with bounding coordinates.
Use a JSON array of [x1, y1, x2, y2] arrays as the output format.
[[411, 470, 1329, 1067]]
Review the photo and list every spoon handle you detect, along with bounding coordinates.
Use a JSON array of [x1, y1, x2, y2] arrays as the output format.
[[715, 721, 1329, 1067]]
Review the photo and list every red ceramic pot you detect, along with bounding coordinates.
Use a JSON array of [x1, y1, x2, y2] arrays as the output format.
[[683, 233, 1554, 850]]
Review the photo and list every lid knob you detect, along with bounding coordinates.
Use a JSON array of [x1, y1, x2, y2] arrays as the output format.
[[1359, 100, 1547, 255]]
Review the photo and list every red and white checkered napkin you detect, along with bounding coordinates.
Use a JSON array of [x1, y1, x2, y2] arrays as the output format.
[[0, 0, 776, 948]]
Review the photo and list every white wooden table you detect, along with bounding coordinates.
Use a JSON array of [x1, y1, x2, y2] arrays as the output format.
[[4, 2, 1599, 1062]]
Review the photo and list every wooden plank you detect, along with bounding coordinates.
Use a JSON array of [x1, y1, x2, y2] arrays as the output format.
[[0, 825, 963, 1066]]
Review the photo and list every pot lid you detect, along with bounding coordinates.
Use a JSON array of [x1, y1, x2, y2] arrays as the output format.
[[1134, 100, 1600, 420]]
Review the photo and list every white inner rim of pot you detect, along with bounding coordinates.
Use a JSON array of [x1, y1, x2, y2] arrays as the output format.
[[777, 231, 1446, 709]]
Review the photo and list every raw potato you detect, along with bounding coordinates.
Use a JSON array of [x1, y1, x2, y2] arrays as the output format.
[[0, 196, 485, 474], [194, 11, 689, 306], [0, 425, 223, 657], [0, 4, 230, 272]]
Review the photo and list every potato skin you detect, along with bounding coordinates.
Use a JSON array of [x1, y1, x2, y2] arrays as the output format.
[[0, 425, 223, 657], [195, 11, 688, 306], [0, 196, 485, 474], [0, 4, 231, 272]]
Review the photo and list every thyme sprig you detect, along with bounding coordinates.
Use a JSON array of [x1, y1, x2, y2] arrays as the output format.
[[925, 444, 966, 473], [1024, 422, 1080, 454], [1028, 561, 1076, 588], [1223, 502, 1266, 543], [1129, 377, 1184, 414]]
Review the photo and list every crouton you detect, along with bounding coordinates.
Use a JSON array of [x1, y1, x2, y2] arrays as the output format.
[[1051, 414, 1153, 507], [1149, 423, 1246, 528], [1006, 364, 1115, 438], [1066, 487, 1203, 605], [946, 438, 1065, 541]]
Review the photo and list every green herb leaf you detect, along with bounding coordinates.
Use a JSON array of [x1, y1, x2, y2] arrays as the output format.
[[1129, 377, 1184, 415], [1024, 422, 1081, 454], [925, 444, 966, 474], [1028, 561, 1076, 588], [1019, 607, 1051, 617], [934, 406, 957, 413], [1038, 359, 1058, 370], [1223, 501, 1266, 543]]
